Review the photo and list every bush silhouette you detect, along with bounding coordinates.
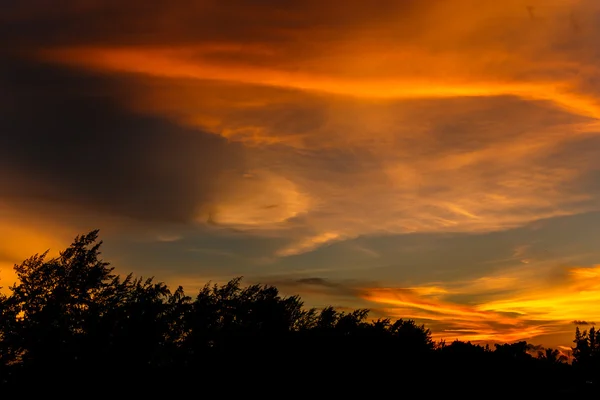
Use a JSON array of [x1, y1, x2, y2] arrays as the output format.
[[0, 231, 593, 395]]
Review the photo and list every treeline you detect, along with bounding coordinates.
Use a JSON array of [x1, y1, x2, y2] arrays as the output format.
[[0, 231, 597, 395]]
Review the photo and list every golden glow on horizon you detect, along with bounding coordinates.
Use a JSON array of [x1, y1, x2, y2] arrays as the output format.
[[0, 211, 69, 293], [360, 264, 600, 345], [478, 266, 600, 320]]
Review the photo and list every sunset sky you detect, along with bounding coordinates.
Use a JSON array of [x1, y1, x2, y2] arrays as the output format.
[[2, 0, 600, 350]]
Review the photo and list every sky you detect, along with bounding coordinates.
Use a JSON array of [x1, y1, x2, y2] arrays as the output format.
[[2, 0, 600, 350]]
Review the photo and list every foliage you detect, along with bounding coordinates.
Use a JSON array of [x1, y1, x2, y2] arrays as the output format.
[[0, 231, 593, 394]]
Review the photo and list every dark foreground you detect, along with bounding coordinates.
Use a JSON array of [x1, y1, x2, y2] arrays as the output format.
[[2, 232, 599, 397]]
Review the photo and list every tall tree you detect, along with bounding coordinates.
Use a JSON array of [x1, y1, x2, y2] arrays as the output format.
[[5, 230, 115, 367]]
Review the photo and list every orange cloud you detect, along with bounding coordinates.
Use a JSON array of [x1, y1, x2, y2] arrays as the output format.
[[359, 263, 600, 346], [479, 265, 600, 321], [276, 232, 343, 257], [29, 0, 600, 258], [3, 0, 598, 263], [205, 170, 311, 227], [38, 44, 600, 118], [361, 285, 539, 344]]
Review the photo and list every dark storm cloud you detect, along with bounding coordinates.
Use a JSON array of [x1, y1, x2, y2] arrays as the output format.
[[261, 276, 365, 298], [296, 277, 339, 287], [0, 0, 423, 51], [0, 57, 245, 222], [573, 320, 595, 326]]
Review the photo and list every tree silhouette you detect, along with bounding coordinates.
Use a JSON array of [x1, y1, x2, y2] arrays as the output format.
[[538, 347, 567, 364], [0, 230, 593, 394], [572, 325, 600, 386], [0, 284, 13, 372], [4, 231, 115, 367]]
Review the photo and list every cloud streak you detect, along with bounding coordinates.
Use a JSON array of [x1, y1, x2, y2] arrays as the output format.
[[359, 263, 600, 345]]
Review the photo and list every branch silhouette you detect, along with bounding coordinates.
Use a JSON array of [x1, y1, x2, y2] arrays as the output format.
[[0, 231, 595, 395]]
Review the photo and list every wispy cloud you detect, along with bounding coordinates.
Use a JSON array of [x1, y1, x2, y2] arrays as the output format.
[[4, 0, 598, 258], [276, 232, 343, 257], [156, 234, 183, 243]]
